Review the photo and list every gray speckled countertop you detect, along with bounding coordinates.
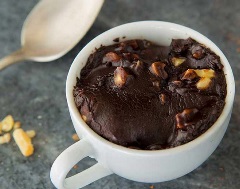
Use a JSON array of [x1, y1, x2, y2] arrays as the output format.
[[0, 0, 239, 188]]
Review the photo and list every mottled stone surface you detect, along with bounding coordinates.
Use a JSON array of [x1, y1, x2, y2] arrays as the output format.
[[0, 0, 239, 189]]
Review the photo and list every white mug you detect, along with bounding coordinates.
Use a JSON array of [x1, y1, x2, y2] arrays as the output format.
[[50, 21, 235, 189]]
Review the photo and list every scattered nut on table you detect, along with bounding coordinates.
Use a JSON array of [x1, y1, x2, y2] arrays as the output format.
[[0, 133, 11, 144], [0, 115, 36, 157], [1, 115, 14, 132], [13, 128, 34, 157], [72, 133, 80, 141], [26, 130, 36, 138], [13, 121, 21, 129]]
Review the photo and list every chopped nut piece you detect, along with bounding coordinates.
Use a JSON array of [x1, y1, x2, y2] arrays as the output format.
[[81, 115, 87, 122], [72, 133, 80, 141], [196, 77, 212, 90], [194, 69, 215, 78], [194, 69, 215, 90], [80, 105, 93, 124], [13, 128, 34, 157], [1, 115, 14, 132], [26, 130, 36, 138], [191, 45, 205, 59], [149, 62, 168, 79], [103, 52, 121, 63], [171, 57, 186, 66], [176, 108, 199, 129], [0, 133, 11, 144], [159, 94, 167, 105], [114, 67, 129, 87], [181, 69, 198, 80], [181, 69, 215, 90], [13, 121, 21, 129]]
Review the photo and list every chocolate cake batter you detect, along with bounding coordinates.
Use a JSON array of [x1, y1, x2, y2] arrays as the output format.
[[73, 38, 227, 150]]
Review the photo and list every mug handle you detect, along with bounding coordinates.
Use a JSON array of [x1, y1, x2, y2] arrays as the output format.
[[50, 138, 113, 189]]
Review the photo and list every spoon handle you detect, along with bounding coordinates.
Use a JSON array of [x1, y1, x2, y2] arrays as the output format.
[[0, 48, 27, 70]]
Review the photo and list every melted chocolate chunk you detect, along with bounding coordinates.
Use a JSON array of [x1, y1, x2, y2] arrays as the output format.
[[73, 38, 227, 150]]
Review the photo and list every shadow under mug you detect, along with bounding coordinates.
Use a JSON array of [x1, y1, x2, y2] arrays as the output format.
[[50, 21, 235, 189]]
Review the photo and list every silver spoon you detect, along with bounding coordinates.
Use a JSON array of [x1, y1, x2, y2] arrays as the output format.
[[0, 0, 104, 70]]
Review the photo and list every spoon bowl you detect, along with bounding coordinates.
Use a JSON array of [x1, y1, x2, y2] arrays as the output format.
[[0, 0, 104, 70]]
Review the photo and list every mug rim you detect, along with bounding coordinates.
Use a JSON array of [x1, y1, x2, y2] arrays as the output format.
[[66, 21, 235, 156]]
